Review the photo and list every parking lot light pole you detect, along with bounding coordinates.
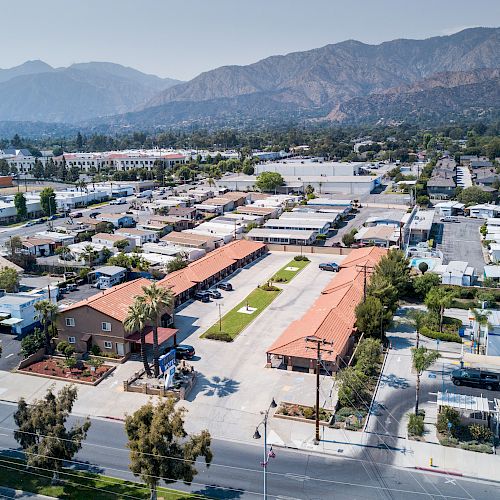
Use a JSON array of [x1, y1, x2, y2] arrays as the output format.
[[253, 398, 277, 500]]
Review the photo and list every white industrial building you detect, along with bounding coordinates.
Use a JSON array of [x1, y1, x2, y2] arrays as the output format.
[[263, 218, 330, 234], [254, 159, 365, 177], [246, 228, 317, 245]]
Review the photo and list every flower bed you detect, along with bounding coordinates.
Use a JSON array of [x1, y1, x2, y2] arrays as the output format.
[[19, 357, 114, 385], [275, 402, 332, 424]]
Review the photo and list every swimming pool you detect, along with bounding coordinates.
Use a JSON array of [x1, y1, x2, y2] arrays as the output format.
[[410, 257, 440, 271]]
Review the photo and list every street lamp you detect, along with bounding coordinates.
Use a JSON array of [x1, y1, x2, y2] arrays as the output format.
[[253, 398, 277, 500]]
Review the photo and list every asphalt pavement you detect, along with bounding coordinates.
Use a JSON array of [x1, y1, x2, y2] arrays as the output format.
[[0, 402, 497, 499]]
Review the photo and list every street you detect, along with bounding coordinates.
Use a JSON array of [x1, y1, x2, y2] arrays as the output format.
[[0, 401, 497, 499]]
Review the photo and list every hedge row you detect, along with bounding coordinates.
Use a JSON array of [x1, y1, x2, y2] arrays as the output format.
[[420, 326, 462, 343]]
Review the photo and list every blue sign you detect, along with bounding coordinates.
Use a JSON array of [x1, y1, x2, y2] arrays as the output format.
[[159, 349, 176, 374]]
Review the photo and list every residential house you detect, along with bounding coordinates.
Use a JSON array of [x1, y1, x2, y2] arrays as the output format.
[[354, 225, 400, 247], [67, 241, 109, 265], [237, 205, 280, 220], [408, 210, 434, 244], [434, 201, 465, 217], [115, 228, 158, 247], [466, 204, 500, 219], [95, 213, 135, 228], [161, 231, 224, 251], [89, 265, 127, 289], [434, 261, 475, 286], [22, 237, 53, 257], [91, 233, 136, 252], [167, 206, 197, 220]]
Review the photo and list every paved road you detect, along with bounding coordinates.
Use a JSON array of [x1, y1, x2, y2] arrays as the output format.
[[434, 216, 485, 275], [0, 402, 497, 499]]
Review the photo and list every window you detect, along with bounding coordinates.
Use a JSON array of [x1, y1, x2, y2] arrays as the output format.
[[68, 337, 76, 344], [103, 341, 112, 349], [65, 317, 75, 327], [101, 322, 111, 332]]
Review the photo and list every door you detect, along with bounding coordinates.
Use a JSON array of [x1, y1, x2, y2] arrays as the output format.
[[116, 343, 125, 356]]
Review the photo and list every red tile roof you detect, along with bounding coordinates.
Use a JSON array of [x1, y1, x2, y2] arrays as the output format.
[[60, 278, 152, 322], [267, 247, 387, 363]]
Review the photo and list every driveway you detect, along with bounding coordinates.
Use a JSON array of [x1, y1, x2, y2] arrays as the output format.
[[172, 251, 343, 438], [434, 216, 485, 275], [0, 333, 22, 371]]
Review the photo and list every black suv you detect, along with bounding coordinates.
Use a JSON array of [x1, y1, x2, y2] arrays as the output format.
[[451, 368, 500, 391], [217, 282, 233, 291], [194, 291, 210, 302]]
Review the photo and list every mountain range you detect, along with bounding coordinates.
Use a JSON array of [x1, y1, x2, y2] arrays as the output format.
[[0, 27, 499, 133], [0, 61, 181, 122]]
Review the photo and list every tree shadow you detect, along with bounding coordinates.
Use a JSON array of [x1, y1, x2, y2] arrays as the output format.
[[387, 336, 413, 350], [380, 373, 410, 389], [191, 485, 243, 499], [187, 373, 240, 401]]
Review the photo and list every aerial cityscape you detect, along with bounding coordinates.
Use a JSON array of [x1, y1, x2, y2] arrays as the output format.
[[0, 1, 499, 499]]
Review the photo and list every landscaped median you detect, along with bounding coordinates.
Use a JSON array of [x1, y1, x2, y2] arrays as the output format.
[[202, 286, 281, 341], [0, 456, 193, 500], [271, 256, 310, 284]]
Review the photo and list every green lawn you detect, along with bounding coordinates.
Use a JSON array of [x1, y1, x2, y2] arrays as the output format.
[[271, 259, 310, 283], [202, 287, 281, 340], [0, 457, 196, 500]]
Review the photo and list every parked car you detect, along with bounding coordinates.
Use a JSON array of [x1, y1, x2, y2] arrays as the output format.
[[110, 198, 126, 205], [217, 282, 233, 291], [194, 291, 210, 302], [440, 216, 460, 223], [175, 344, 195, 360], [451, 368, 500, 391], [70, 211, 83, 218], [207, 288, 222, 299], [66, 283, 78, 292], [25, 220, 36, 227], [89, 211, 101, 218], [319, 262, 340, 272]]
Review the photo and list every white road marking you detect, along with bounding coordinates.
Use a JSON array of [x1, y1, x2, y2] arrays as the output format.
[[5, 354, 13, 359]]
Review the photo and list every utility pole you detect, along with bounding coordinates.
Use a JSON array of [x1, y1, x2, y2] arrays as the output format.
[[355, 264, 374, 301], [305, 336, 334, 444]]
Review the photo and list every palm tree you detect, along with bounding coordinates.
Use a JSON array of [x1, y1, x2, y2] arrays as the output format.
[[83, 244, 96, 269], [34, 299, 58, 354], [471, 308, 491, 354], [407, 309, 427, 348], [142, 283, 175, 378], [411, 347, 440, 415], [124, 298, 152, 377]]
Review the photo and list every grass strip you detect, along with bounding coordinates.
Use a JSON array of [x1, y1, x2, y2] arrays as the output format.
[[0, 456, 195, 500], [271, 259, 310, 283], [202, 287, 280, 341]]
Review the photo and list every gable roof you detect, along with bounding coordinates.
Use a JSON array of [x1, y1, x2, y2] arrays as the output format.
[[60, 278, 152, 322], [267, 247, 386, 362]]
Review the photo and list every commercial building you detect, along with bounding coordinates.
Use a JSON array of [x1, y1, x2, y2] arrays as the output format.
[[246, 228, 317, 245], [266, 247, 386, 372], [254, 159, 365, 177], [263, 218, 330, 234], [0, 286, 58, 335]]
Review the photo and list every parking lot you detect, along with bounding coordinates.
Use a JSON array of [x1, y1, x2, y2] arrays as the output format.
[[172, 251, 342, 437], [434, 216, 485, 275]]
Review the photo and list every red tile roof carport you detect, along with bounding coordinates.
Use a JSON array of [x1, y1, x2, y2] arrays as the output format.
[[266, 247, 387, 365], [127, 327, 178, 345]]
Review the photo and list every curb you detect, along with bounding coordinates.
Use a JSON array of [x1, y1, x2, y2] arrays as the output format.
[[363, 347, 390, 432], [415, 466, 462, 477]]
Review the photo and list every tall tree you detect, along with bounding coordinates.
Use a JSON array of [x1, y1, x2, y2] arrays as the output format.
[[255, 171, 284, 192], [355, 295, 388, 337], [0, 267, 19, 292], [34, 299, 58, 353], [124, 297, 153, 377], [76, 131, 84, 150], [14, 192, 27, 220], [471, 308, 491, 354], [40, 187, 57, 216], [141, 283, 175, 378], [407, 308, 427, 348], [125, 399, 212, 500], [424, 287, 455, 333], [411, 347, 440, 414], [14, 385, 90, 484], [32, 158, 44, 180]]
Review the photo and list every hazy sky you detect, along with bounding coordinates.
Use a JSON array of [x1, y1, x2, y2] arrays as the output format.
[[2, 0, 499, 81]]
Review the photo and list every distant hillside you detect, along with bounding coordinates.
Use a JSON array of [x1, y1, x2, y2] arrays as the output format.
[[0, 61, 181, 123], [327, 68, 500, 124]]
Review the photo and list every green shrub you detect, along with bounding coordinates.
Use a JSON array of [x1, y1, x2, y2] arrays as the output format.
[[437, 406, 461, 435], [204, 332, 233, 342], [407, 413, 425, 436], [420, 326, 462, 343], [302, 407, 315, 419], [260, 284, 280, 291], [65, 357, 77, 369], [90, 345, 102, 356], [459, 442, 493, 454], [293, 255, 310, 261], [468, 424, 493, 442]]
